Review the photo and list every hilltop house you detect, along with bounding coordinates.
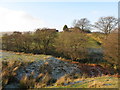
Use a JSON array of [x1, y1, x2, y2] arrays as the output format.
[[36, 28, 58, 32], [67, 27, 91, 33]]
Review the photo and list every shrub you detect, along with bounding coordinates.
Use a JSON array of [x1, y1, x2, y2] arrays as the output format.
[[55, 31, 88, 60]]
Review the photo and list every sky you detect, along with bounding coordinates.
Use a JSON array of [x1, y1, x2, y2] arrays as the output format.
[[0, 1, 118, 32]]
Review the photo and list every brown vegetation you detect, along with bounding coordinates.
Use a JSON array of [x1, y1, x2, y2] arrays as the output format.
[[102, 29, 119, 73], [55, 31, 88, 60], [1, 16, 119, 89], [94, 16, 118, 35]]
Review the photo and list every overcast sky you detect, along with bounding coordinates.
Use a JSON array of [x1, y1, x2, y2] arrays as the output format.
[[0, 1, 118, 32]]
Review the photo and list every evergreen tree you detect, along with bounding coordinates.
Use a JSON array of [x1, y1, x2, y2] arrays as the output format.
[[63, 25, 69, 31]]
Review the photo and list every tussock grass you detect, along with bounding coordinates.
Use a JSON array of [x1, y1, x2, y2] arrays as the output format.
[[1, 51, 119, 89], [47, 75, 119, 88]]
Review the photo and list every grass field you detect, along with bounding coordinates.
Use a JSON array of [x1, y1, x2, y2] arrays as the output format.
[[47, 75, 119, 88], [87, 36, 101, 48], [1, 50, 51, 62], [1, 50, 119, 89]]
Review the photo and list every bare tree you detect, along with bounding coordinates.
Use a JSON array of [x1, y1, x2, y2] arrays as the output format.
[[2, 31, 25, 52], [22, 32, 33, 53], [34, 28, 57, 54], [55, 31, 88, 60], [72, 18, 91, 31], [103, 29, 119, 72], [2, 34, 11, 50], [94, 16, 118, 35]]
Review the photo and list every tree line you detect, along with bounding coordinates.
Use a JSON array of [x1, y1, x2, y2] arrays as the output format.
[[63, 16, 118, 35], [2, 28, 89, 61], [2, 16, 119, 72]]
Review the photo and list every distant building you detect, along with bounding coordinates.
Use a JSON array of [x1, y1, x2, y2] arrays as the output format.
[[68, 27, 91, 33], [36, 28, 58, 32], [68, 27, 83, 32]]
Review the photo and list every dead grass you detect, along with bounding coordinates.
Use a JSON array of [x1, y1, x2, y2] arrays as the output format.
[[2, 60, 56, 89], [1, 51, 119, 89], [20, 74, 36, 88]]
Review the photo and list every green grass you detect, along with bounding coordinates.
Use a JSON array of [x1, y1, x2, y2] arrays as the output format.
[[47, 76, 119, 88], [1, 50, 51, 62], [1, 51, 119, 89], [87, 36, 102, 48]]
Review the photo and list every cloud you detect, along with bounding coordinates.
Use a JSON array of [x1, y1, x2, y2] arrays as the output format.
[[0, 7, 45, 32]]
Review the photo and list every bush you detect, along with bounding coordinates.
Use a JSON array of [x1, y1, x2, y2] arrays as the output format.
[[55, 31, 89, 60], [102, 30, 119, 74]]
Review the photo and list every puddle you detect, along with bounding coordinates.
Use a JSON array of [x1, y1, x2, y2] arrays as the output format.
[[64, 81, 83, 86], [103, 84, 112, 86]]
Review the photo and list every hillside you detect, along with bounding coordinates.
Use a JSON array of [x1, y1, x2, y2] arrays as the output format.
[[1, 51, 119, 89], [47, 75, 119, 88]]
